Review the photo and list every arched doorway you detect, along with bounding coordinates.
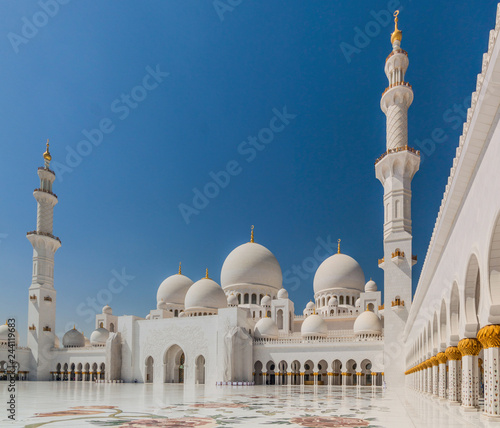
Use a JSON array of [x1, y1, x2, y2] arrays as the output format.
[[145, 356, 154, 383], [195, 355, 205, 384], [254, 361, 263, 385], [164, 344, 185, 383], [277, 310, 283, 329]]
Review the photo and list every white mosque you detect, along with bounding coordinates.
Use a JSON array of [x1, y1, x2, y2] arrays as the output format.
[[5, 5, 500, 419]]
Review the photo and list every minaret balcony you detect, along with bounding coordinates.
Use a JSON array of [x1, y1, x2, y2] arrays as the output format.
[[375, 145, 420, 165], [29, 295, 37, 301], [391, 299, 405, 311], [27, 230, 61, 244], [43, 296, 53, 302], [385, 48, 408, 62], [28, 325, 36, 331], [378, 257, 385, 269], [38, 166, 55, 176], [42, 326, 51, 332], [382, 81, 412, 97], [34, 188, 57, 198], [391, 250, 405, 265]]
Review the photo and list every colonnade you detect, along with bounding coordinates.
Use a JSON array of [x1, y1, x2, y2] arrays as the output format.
[[256, 370, 383, 386], [406, 325, 500, 418]]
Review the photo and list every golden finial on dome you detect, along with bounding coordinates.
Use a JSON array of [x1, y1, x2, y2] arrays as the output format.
[[391, 10, 403, 44], [73, 325, 76, 330], [337, 239, 341, 254], [178, 262, 182, 275], [250, 225, 255, 243], [43, 139, 52, 162], [205, 268, 209, 279]]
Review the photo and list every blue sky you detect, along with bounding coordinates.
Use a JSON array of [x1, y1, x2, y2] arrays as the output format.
[[0, 0, 497, 343]]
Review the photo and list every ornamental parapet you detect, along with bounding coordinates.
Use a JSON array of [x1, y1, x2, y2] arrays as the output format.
[[38, 166, 55, 175], [477, 324, 500, 349], [382, 81, 412, 97], [27, 230, 61, 244], [458, 338, 482, 356], [386, 48, 408, 62], [34, 188, 58, 198], [375, 145, 420, 165]]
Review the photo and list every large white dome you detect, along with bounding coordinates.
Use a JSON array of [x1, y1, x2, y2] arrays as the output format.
[[90, 327, 109, 346], [353, 311, 383, 336], [301, 314, 328, 338], [313, 253, 365, 294], [254, 317, 278, 339], [185, 278, 228, 310], [157, 273, 194, 305], [62, 327, 85, 348], [221, 242, 282, 290]]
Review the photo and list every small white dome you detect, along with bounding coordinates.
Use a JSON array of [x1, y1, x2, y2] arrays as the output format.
[[306, 301, 315, 310], [185, 278, 228, 311], [102, 305, 112, 315], [355, 298, 361, 307], [277, 288, 288, 299], [261, 295, 272, 306], [301, 313, 327, 338], [157, 299, 167, 310], [353, 310, 382, 336], [328, 297, 338, 307], [145, 314, 151, 320], [227, 294, 238, 306], [157, 273, 193, 305], [0, 324, 19, 346], [254, 317, 278, 339], [90, 327, 109, 346], [62, 327, 85, 348], [365, 280, 378, 292], [314, 253, 365, 294], [221, 242, 282, 290]]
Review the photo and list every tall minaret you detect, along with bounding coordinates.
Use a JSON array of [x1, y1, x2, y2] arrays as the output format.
[[375, 11, 420, 386], [26, 141, 61, 381]]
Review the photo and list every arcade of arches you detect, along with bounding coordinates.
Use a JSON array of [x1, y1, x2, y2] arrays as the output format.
[[253, 359, 383, 386]]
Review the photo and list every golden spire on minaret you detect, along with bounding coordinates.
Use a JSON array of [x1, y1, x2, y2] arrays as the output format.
[[391, 10, 403, 44], [178, 262, 182, 275], [250, 225, 255, 243], [205, 268, 209, 279], [337, 239, 341, 254], [43, 139, 52, 161]]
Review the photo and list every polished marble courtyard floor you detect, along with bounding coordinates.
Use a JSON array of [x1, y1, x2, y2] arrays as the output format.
[[0, 382, 497, 427]]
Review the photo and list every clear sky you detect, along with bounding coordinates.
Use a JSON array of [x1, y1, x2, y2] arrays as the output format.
[[0, 0, 498, 344]]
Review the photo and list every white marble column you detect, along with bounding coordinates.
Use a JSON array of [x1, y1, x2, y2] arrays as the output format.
[[445, 347, 461, 404], [262, 371, 268, 386], [478, 325, 500, 419], [426, 362, 432, 394], [431, 357, 439, 397], [458, 338, 482, 411], [300, 372, 304, 385], [436, 353, 447, 400]]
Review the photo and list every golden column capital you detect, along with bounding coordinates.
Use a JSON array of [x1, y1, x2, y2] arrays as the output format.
[[458, 338, 482, 356], [429, 356, 439, 366], [445, 346, 461, 361], [477, 325, 500, 349], [436, 352, 447, 364]]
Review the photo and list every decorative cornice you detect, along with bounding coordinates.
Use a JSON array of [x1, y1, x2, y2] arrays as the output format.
[[445, 346, 462, 361], [458, 338, 482, 356], [430, 356, 439, 367], [477, 325, 500, 349]]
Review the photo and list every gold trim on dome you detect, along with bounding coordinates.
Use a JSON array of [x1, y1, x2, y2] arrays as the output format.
[[477, 325, 500, 349], [178, 262, 182, 275], [458, 338, 482, 356], [337, 239, 341, 254], [436, 352, 447, 364], [250, 225, 254, 243], [445, 346, 461, 361]]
